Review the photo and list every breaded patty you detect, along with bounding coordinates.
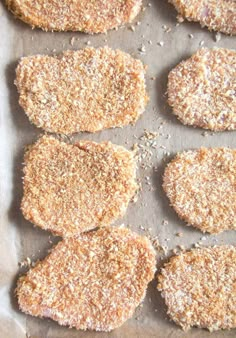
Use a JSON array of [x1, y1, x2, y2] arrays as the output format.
[[158, 246, 236, 331], [15, 47, 148, 134], [169, 0, 236, 35], [6, 0, 142, 33], [163, 148, 236, 234], [168, 48, 236, 131], [21, 136, 138, 237], [16, 227, 156, 331]]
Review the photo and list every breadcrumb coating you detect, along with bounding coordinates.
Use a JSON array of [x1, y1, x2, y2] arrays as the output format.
[[158, 246, 236, 331], [168, 48, 236, 131], [15, 47, 148, 134], [6, 0, 142, 33], [16, 227, 156, 331], [21, 136, 138, 237], [169, 0, 236, 35], [163, 147, 236, 234]]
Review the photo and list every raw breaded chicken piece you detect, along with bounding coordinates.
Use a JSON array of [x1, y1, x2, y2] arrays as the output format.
[[168, 48, 236, 131], [163, 148, 236, 234], [157, 246, 236, 331], [169, 0, 236, 35], [6, 0, 142, 33], [21, 136, 138, 237], [15, 47, 148, 134], [16, 227, 156, 331]]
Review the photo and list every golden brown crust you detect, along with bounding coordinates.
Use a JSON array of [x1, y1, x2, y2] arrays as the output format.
[[15, 47, 148, 134], [157, 246, 236, 331], [16, 227, 156, 331], [21, 136, 138, 237], [163, 148, 236, 234], [169, 0, 236, 35], [168, 48, 236, 131], [6, 0, 142, 33]]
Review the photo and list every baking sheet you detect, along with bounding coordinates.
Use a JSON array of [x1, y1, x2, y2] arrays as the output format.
[[1, 0, 236, 337]]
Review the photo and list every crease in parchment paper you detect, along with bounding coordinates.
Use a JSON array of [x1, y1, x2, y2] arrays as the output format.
[[0, 3, 26, 337]]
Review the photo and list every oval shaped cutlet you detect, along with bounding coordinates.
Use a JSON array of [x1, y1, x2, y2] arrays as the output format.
[[6, 0, 142, 33], [169, 0, 236, 35], [15, 47, 148, 134], [21, 136, 138, 237], [16, 227, 156, 331], [157, 246, 236, 331], [168, 48, 236, 131], [163, 148, 236, 234]]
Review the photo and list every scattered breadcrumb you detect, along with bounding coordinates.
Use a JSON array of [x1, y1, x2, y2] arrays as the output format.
[[163, 147, 236, 234], [19, 257, 32, 268], [70, 37, 75, 46], [162, 219, 168, 226], [139, 44, 146, 53], [16, 227, 156, 331], [132, 129, 159, 171], [21, 136, 138, 237], [162, 25, 172, 33], [214, 32, 221, 42], [6, 0, 142, 33], [141, 130, 158, 141], [151, 237, 161, 251], [169, 0, 236, 34], [176, 232, 183, 237], [15, 47, 148, 134], [158, 246, 236, 331], [168, 48, 236, 131]]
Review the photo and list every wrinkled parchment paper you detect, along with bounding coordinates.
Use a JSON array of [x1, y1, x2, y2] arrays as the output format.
[[1, 0, 235, 337]]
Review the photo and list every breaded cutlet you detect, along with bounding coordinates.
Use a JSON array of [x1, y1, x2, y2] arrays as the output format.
[[169, 0, 236, 35], [6, 0, 142, 33], [15, 47, 148, 134], [21, 135, 138, 237], [158, 245, 236, 331], [16, 226, 156, 331], [167, 48, 236, 131], [163, 147, 236, 234]]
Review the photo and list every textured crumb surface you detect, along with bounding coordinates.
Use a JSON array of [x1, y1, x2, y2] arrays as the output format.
[[163, 147, 236, 234], [169, 0, 236, 35], [157, 245, 236, 331], [16, 227, 156, 331], [21, 135, 138, 237], [15, 47, 148, 134], [168, 48, 236, 131], [6, 0, 142, 33]]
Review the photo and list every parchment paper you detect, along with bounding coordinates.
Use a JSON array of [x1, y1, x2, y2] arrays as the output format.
[[1, 0, 236, 337]]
